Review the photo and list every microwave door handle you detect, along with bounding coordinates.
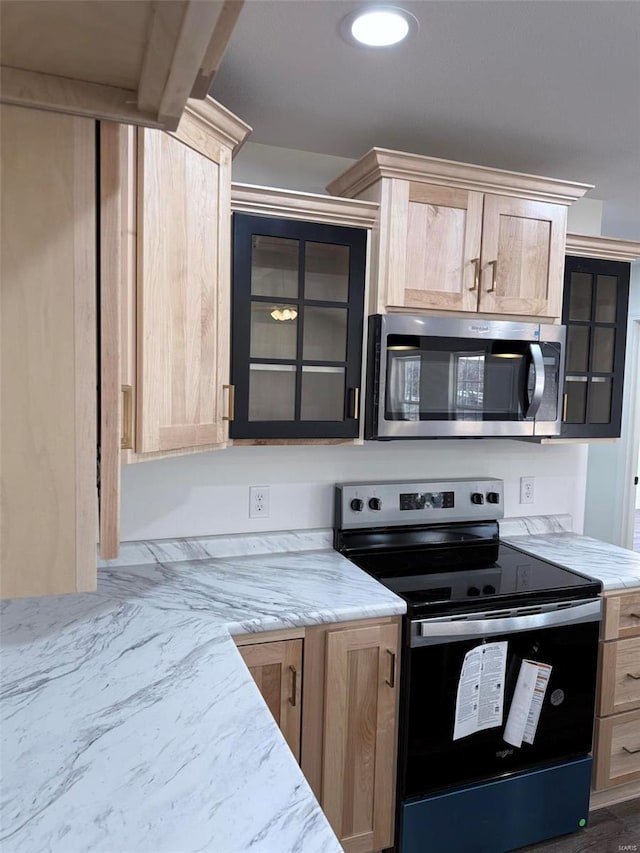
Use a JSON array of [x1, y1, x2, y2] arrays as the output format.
[[525, 343, 545, 419]]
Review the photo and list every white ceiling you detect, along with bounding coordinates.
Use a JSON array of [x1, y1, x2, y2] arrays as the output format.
[[211, 0, 640, 240]]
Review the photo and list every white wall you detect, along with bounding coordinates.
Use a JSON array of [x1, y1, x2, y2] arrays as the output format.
[[121, 440, 588, 541], [583, 261, 640, 544], [119, 142, 598, 543]]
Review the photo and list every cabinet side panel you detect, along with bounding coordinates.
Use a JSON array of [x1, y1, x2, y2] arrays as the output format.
[[1, 105, 96, 597]]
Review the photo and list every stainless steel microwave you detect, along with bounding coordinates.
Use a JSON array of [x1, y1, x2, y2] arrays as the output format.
[[365, 315, 566, 439]]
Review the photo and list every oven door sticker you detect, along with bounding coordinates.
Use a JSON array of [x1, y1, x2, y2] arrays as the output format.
[[504, 660, 552, 748], [453, 641, 507, 740]]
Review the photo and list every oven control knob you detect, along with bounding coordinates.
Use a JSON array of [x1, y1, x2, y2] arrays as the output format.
[[368, 497, 382, 511], [467, 586, 481, 596], [350, 498, 364, 512], [471, 492, 484, 505], [483, 584, 496, 595], [487, 492, 500, 505]]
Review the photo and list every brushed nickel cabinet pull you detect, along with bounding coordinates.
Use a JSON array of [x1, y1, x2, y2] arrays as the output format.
[[626, 672, 640, 680], [222, 384, 235, 422], [121, 385, 134, 450], [486, 260, 497, 293], [469, 258, 480, 292], [289, 665, 297, 707], [385, 649, 396, 688], [622, 744, 640, 755], [562, 392, 568, 422], [353, 387, 360, 420]]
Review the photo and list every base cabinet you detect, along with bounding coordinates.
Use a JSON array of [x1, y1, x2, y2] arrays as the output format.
[[594, 590, 640, 792], [237, 616, 401, 853]]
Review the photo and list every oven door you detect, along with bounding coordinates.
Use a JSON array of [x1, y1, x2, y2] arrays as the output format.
[[400, 599, 600, 800]]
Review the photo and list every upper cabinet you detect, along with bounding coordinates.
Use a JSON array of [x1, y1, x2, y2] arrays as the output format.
[[560, 234, 640, 439], [98, 98, 251, 557], [1, 105, 97, 599], [327, 148, 591, 321], [229, 185, 377, 442], [0, 0, 242, 130]]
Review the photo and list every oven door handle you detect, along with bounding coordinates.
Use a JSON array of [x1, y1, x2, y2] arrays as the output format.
[[413, 599, 601, 647]]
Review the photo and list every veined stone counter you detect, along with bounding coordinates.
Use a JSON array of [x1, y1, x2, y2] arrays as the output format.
[[1, 538, 405, 853]]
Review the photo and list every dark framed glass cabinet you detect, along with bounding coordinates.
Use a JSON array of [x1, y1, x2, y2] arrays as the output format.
[[561, 255, 630, 438], [231, 213, 367, 439]]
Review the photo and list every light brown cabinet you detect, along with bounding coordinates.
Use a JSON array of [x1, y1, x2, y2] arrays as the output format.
[[594, 589, 640, 794], [237, 616, 401, 853], [0, 0, 242, 131], [98, 98, 250, 557], [1, 105, 97, 599], [237, 639, 303, 762], [327, 148, 590, 321]]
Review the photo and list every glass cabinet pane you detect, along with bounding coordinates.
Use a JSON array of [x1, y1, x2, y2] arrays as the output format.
[[249, 365, 296, 421], [595, 275, 617, 322], [564, 379, 587, 423], [250, 302, 298, 359], [301, 367, 345, 420], [566, 326, 590, 372], [592, 327, 615, 373], [251, 235, 299, 298], [589, 378, 612, 424], [303, 306, 347, 361], [304, 243, 349, 302], [568, 273, 592, 321]]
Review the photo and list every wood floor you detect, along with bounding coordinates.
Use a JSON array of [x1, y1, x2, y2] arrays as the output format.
[[521, 800, 639, 852]]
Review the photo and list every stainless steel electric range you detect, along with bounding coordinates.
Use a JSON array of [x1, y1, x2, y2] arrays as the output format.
[[334, 478, 602, 853]]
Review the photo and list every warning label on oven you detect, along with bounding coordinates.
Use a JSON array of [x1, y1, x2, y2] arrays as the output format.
[[453, 641, 507, 740], [504, 660, 552, 748]]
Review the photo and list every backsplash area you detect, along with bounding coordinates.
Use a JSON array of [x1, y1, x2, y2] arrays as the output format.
[[120, 440, 588, 541]]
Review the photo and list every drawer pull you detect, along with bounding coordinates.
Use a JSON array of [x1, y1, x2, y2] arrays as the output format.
[[626, 672, 640, 680], [622, 745, 640, 755], [386, 649, 396, 689], [629, 612, 640, 619], [289, 665, 297, 707]]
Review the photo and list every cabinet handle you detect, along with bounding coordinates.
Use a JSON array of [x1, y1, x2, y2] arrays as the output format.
[[622, 745, 640, 755], [562, 393, 568, 422], [486, 260, 497, 293], [289, 665, 297, 706], [469, 258, 480, 292], [629, 613, 640, 619], [352, 387, 360, 420], [121, 385, 134, 450], [222, 384, 235, 422], [626, 672, 640, 680], [385, 649, 396, 688]]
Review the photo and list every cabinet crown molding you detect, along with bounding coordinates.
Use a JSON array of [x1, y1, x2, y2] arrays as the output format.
[[180, 95, 252, 156], [327, 147, 593, 206], [566, 233, 640, 262], [231, 182, 378, 228]]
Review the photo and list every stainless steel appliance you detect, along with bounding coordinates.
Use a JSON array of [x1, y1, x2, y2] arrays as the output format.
[[334, 478, 601, 853], [366, 315, 565, 439]]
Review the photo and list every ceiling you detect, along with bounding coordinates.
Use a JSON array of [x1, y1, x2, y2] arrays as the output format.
[[211, 0, 640, 240]]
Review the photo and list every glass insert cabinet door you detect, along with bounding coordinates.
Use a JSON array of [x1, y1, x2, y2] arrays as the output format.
[[561, 255, 630, 438], [231, 213, 367, 438]]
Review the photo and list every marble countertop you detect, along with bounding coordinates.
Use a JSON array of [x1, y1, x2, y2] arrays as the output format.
[[1, 542, 405, 853]]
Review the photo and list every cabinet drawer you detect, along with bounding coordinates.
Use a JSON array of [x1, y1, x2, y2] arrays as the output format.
[[594, 708, 640, 789], [603, 591, 640, 640], [600, 637, 640, 715]]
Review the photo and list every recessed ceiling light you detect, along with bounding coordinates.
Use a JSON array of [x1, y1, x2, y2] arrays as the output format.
[[341, 6, 418, 48]]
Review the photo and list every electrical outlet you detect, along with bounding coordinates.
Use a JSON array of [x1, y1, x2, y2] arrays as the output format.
[[249, 485, 270, 518], [520, 477, 535, 505]]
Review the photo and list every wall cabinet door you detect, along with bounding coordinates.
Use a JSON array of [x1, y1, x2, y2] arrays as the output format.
[[1, 105, 96, 598], [561, 255, 630, 439], [238, 639, 303, 762], [231, 213, 367, 439], [321, 623, 399, 853], [478, 195, 566, 318]]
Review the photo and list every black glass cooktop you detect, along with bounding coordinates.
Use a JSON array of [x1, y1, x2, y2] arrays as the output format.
[[340, 525, 601, 616]]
